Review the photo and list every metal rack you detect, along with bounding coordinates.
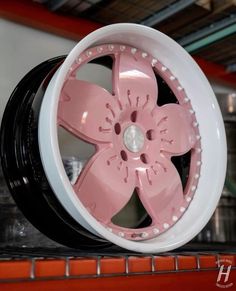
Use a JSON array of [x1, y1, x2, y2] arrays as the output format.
[[0, 252, 235, 282]]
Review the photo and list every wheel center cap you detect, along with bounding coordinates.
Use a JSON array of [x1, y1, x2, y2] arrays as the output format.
[[123, 125, 145, 153]]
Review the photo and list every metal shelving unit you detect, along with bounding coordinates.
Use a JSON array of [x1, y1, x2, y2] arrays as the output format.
[[0, 251, 236, 290]]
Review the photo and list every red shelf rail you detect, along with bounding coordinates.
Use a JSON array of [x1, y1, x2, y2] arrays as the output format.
[[0, 253, 236, 290]]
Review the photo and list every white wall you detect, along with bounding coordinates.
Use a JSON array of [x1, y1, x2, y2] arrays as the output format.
[[0, 19, 76, 122]]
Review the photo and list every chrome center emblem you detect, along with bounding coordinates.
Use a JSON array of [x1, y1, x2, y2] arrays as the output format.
[[123, 125, 145, 153]]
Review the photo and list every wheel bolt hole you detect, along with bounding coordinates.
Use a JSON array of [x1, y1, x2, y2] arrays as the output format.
[[114, 123, 121, 135], [146, 129, 156, 140], [130, 111, 137, 122], [140, 153, 149, 164], [120, 150, 128, 161]]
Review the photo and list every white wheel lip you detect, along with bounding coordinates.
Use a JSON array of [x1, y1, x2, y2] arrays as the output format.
[[39, 23, 227, 253]]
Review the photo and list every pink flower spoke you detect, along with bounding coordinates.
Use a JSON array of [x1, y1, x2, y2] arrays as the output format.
[[58, 79, 119, 144], [73, 147, 135, 223], [113, 52, 157, 110], [138, 157, 184, 224], [154, 104, 196, 155]]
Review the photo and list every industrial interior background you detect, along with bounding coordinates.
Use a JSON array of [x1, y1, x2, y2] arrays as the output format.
[[0, 1, 236, 290]]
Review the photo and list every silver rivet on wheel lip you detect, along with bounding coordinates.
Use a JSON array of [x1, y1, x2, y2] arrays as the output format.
[[191, 185, 196, 191], [142, 52, 148, 58], [76, 57, 82, 64], [163, 223, 170, 229], [97, 47, 103, 53], [86, 51, 92, 57], [108, 45, 114, 51], [180, 207, 186, 212], [186, 196, 192, 202], [131, 47, 137, 54], [153, 228, 160, 234], [172, 216, 178, 222], [141, 232, 148, 238], [196, 147, 202, 153], [151, 59, 158, 66]]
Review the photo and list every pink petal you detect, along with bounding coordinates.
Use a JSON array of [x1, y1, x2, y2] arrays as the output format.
[[137, 157, 184, 224], [154, 104, 196, 155], [73, 147, 135, 223], [113, 52, 157, 111], [58, 79, 119, 143]]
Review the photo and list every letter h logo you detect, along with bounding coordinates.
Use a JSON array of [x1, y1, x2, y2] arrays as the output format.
[[217, 265, 232, 284]]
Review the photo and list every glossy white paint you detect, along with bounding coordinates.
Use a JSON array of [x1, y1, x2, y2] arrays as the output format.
[[39, 23, 227, 253]]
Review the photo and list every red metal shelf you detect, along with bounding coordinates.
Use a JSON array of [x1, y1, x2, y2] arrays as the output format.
[[0, 253, 236, 290]]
